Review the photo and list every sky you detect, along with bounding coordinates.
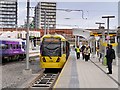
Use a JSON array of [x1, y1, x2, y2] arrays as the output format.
[[118, 1, 120, 26], [18, 0, 119, 29]]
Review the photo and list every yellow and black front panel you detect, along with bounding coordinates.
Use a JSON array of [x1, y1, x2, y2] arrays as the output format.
[[40, 54, 66, 68]]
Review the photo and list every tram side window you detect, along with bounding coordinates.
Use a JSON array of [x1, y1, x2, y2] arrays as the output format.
[[22, 41, 26, 50], [6, 44, 9, 49], [9, 44, 12, 49], [22, 44, 26, 50], [13, 44, 15, 49], [18, 45, 21, 49], [63, 42, 66, 54], [66, 41, 70, 53], [117, 37, 120, 53], [16, 44, 19, 49], [117, 36, 120, 58], [0, 44, 7, 49], [22, 45, 25, 49], [13, 44, 18, 49], [0, 45, 2, 49]]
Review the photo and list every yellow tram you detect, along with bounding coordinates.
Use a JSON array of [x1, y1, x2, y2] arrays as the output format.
[[40, 34, 70, 69]]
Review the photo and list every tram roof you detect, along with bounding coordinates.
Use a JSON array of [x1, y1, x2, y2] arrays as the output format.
[[0, 37, 24, 42], [41, 34, 66, 41]]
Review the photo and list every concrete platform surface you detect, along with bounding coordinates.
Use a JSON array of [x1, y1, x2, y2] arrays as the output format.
[[54, 50, 118, 88]]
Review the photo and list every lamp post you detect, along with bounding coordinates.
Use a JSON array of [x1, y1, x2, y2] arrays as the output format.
[[95, 22, 105, 59], [95, 22, 105, 29], [26, 0, 30, 70], [35, 7, 37, 30], [47, 19, 49, 34], [102, 16, 115, 44], [44, 10, 47, 35], [95, 22, 105, 47], [15, 24, 17, 31], [23, 0, 32, 75]]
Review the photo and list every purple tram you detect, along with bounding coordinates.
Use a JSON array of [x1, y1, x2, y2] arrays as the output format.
[[0, 38, 26, 63]]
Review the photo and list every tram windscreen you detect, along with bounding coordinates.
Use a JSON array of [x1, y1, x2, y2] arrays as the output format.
[[41, 38, 61, 56]]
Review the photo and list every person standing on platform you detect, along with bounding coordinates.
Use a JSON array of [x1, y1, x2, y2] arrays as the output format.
[[96, 47, 99, 57], [84, 46, 89, 61], [99, 52, 102, 62], [105, 45, 115, 74], [105, 44, 110, 67], [88, 46, 91, 60], [81, 45, 86, 60], [75, 45, 81, 59]]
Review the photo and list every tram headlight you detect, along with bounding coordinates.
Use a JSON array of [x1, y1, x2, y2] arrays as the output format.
[[42, 57, 46, 62], [56, 57, 60, 62]]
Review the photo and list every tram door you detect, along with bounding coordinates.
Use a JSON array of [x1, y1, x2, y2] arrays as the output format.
[[117, 30, 120, 58]]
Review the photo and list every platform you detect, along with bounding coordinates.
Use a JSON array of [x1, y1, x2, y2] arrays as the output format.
[[54, 50, 118, 88], [29, 50, 40, 58]]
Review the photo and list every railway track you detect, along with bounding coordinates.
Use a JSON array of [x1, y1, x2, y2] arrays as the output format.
[[2, 55, 39, 65], [28, 70, 60, 89]]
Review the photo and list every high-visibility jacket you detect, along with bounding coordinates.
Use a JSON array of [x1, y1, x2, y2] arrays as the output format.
[[76, 48, 80, 53]]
